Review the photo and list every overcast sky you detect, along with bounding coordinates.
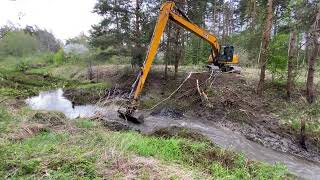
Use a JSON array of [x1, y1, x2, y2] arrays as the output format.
[[0, 0, 101, 41]]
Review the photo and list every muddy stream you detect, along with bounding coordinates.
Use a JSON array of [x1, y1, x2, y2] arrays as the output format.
[[26, 89, 320, 179]]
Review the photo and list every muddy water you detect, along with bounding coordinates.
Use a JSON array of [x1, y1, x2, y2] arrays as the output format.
[[27, 89, 320, 179]]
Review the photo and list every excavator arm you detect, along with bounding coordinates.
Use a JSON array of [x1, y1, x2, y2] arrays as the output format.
[[119, 2, 231, 122], [133, 2, 220, 102]]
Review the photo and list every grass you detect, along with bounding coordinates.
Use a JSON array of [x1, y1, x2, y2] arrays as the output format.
[[260, 80, 320, 135], [75, 119, 99, 129], [0, 122, 290, 179], [0, 106, 290, 179], [0, 106, 17, 133]]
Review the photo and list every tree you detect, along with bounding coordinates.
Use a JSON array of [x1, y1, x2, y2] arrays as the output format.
[[0, 25, 15, 40], [90, 0, 132, 51], [24, 26, 60, 52], [66, 32, 88, 46], [287, 30, 297, 99], [256, 0, 273, 96], [306, 6, 320, 104], [268, 33, 289, 80], [164, 22, 172, 80], [0, 30, 39, 56]]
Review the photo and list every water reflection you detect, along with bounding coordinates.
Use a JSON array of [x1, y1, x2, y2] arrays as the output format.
[[26, 88, 101, 119]]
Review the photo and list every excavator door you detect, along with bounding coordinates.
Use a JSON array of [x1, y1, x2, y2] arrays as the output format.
[[219, 46, 236, 63]]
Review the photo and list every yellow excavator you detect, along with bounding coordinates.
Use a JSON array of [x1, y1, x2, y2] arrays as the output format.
[[118, 1, 239, 123]]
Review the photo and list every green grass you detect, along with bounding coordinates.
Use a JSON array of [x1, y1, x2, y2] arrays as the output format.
[[0, 106, 17, 133], [0, 126, 290, 179], [75, 119, 99, 129], [0, 132, 99, 179]]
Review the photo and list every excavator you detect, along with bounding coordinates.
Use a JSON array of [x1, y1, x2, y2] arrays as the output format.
[[118, 1, 239, 123]]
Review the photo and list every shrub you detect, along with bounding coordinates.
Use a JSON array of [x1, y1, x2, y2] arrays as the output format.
[[15, 61, 30, 72], [53, 49, 65, 65]]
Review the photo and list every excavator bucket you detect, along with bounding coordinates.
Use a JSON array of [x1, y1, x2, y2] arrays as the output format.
[[117, 110, 144, 124]]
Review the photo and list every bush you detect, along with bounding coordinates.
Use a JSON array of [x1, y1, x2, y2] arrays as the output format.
[[15, 61, 30, 72], [53, 49, 65, 64]]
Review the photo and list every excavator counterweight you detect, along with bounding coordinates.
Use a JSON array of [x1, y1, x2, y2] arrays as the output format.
[[118, 1, 239, 123]]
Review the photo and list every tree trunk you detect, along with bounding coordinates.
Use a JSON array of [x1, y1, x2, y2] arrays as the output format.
[[273, 6, 279, 36], [212, 0, 216, 33], [135, 0, 140, 38], [304, 32, 310, 66], [300, 118, 307, 150], [287, 30, 297, 100], [174, 28, 182, 79], [306, 8, 320, 104], [164, 23, 172, 80], [257, 0, 273, 96], [222, 4, 229, 44], [251, 0, 256, 29]]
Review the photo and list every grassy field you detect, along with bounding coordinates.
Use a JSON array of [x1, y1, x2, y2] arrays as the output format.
[[0, 55, 292, 179]]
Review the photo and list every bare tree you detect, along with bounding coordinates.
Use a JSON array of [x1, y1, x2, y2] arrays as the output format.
[[306, 7, 320, 104], [287, 30, 297, 99], [257, 0, 273, 96]]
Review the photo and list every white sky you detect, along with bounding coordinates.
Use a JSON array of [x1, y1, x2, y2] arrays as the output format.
[[0, 0, 101, 41]]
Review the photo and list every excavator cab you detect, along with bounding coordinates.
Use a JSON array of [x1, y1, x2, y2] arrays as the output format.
[[220, 46, 234, 62], [208, 46, 239, 72], [210, 46, 238, 65]]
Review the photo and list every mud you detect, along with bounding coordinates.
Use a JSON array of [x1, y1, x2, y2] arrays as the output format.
[[167, 72, 320, 163], [64, 86, 129, 105], [150, 107, 184, 119], [197, 109, 320, 163]]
